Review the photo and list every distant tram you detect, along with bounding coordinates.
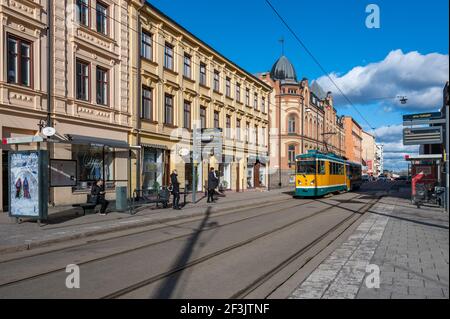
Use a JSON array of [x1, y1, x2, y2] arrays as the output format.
[[294, 150, 362, 197]]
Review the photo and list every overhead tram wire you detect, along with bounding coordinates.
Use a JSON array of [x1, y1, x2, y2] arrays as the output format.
[[264, 0, 381, 139]]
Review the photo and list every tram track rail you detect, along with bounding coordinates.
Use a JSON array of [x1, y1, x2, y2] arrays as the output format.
[[100, 193, 374, 299], [0, 196, 298, 265], [230, 196, 380, 299], [0, 196, 323, 287]]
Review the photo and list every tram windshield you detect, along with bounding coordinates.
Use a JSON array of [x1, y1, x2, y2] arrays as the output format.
[[296, 161, 316, 175]]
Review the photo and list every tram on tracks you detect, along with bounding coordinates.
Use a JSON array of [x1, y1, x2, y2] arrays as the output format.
[[294, 150, 362, 198]]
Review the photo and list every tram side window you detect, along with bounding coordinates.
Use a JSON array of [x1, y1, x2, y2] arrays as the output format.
[[330, 162, 344, 175], [318, 161, 326, 175], [297, 161, 316, 174], [330, 162, 335, 175]]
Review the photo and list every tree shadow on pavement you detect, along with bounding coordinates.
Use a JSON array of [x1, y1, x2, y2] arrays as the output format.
[[152, 206, 215, 299]]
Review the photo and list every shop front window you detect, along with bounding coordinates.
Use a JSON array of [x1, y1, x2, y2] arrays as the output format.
[[218, 163, 231, 190], [73, 145, 114, 190], [142, 148, 164, 190], [259, 164, 266, 187], [247, 165, 254, 188]]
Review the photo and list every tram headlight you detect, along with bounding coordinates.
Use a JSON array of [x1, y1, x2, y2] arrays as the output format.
[[310, 180, 315, 185]]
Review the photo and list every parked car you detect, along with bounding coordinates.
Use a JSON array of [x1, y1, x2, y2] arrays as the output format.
[[362, 175, 370, 183], [377, 175, 387, 182]]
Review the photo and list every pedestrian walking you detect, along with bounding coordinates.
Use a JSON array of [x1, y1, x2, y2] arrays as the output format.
[[170, 169, 181, 210], [91, 179, 109, 215], [207, 167, 218, 203]]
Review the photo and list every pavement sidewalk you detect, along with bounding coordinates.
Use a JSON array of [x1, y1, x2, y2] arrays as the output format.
[[0, 188, 292, 255], [290, 186, 449, 299]]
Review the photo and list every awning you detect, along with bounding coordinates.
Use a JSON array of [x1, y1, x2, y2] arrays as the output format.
[[66, 134, 130, 149], [141, 143, 169, 150], [248, 155, 269, 165]]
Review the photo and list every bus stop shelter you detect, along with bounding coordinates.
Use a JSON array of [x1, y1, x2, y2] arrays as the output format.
[[3, 133, 140, 224]]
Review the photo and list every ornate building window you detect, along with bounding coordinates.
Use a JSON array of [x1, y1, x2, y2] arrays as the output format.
[[236, 119, 241, 141], [236, 83, 241, 102], [226, 115, 231, 138], [141, 86, 152, 120], [183, 100, 191, 129], [226, 77, 231, 97], [96, 2, 108, 35], [77, 0, 89, 26], [183, 54, 191, 78], [200, 106, 207, 129], [213, 70, 220, 92], [214, 111, 220, 128], [141, 31, 152, 60], [288, 115, 296, 134], [164, 43, 174, 70], [76, 59, 89, 101], [164, 94, 173, 125], [96, 67, 108, 105], [7, 35, 32, 87], [199, 63, 207, 86]]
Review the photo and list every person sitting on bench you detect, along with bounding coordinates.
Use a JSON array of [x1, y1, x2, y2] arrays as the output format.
[[91, 179, 109, 216]]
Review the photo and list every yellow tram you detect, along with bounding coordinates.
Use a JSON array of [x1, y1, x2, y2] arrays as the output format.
[[294, 150, 362, 197]]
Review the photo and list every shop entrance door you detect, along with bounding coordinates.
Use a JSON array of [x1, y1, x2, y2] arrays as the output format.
[[254, 162, 261, 188]]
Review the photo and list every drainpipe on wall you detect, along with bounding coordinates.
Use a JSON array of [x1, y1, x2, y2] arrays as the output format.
[[135, 16, 142, 193], [46, 0, 53, 206], [46, 0, 52, 128]]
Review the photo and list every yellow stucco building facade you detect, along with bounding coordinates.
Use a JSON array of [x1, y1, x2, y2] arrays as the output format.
[[128, 1, 271, 194]]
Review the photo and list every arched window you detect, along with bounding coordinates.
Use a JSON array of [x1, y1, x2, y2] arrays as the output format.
[[288, 115, 296, 133], [288, 144, 296, 166], [309, 119, 313, 138]]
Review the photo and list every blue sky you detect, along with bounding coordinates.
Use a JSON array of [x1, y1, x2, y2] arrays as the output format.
[[148, 0, 449, 169]]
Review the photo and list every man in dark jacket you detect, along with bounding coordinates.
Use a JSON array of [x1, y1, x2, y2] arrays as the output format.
[[170, 169, 181, 210], [207, 167, 218, 203], [91, 179, 109, 215]]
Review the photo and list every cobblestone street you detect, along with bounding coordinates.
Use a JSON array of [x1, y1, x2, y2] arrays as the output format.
[[290, 190, 449, 299]]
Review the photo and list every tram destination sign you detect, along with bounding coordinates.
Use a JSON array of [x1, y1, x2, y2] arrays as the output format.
[[403, 112, 445, 125], [403, 127, 443, 145]]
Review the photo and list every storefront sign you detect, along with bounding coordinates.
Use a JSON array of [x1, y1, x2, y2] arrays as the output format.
[[9, 151, 48, 220]]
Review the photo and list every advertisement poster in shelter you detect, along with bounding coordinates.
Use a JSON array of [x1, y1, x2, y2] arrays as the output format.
[[9, 151, 48, 219]]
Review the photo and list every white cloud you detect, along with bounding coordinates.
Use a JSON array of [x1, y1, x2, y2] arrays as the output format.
[[316, 50, 449, 111], [370, 124, 419, 171], [372, 124, 404, 143]]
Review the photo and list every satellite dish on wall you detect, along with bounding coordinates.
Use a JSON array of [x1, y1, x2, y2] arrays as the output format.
[[42, 126, 56, 137]]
